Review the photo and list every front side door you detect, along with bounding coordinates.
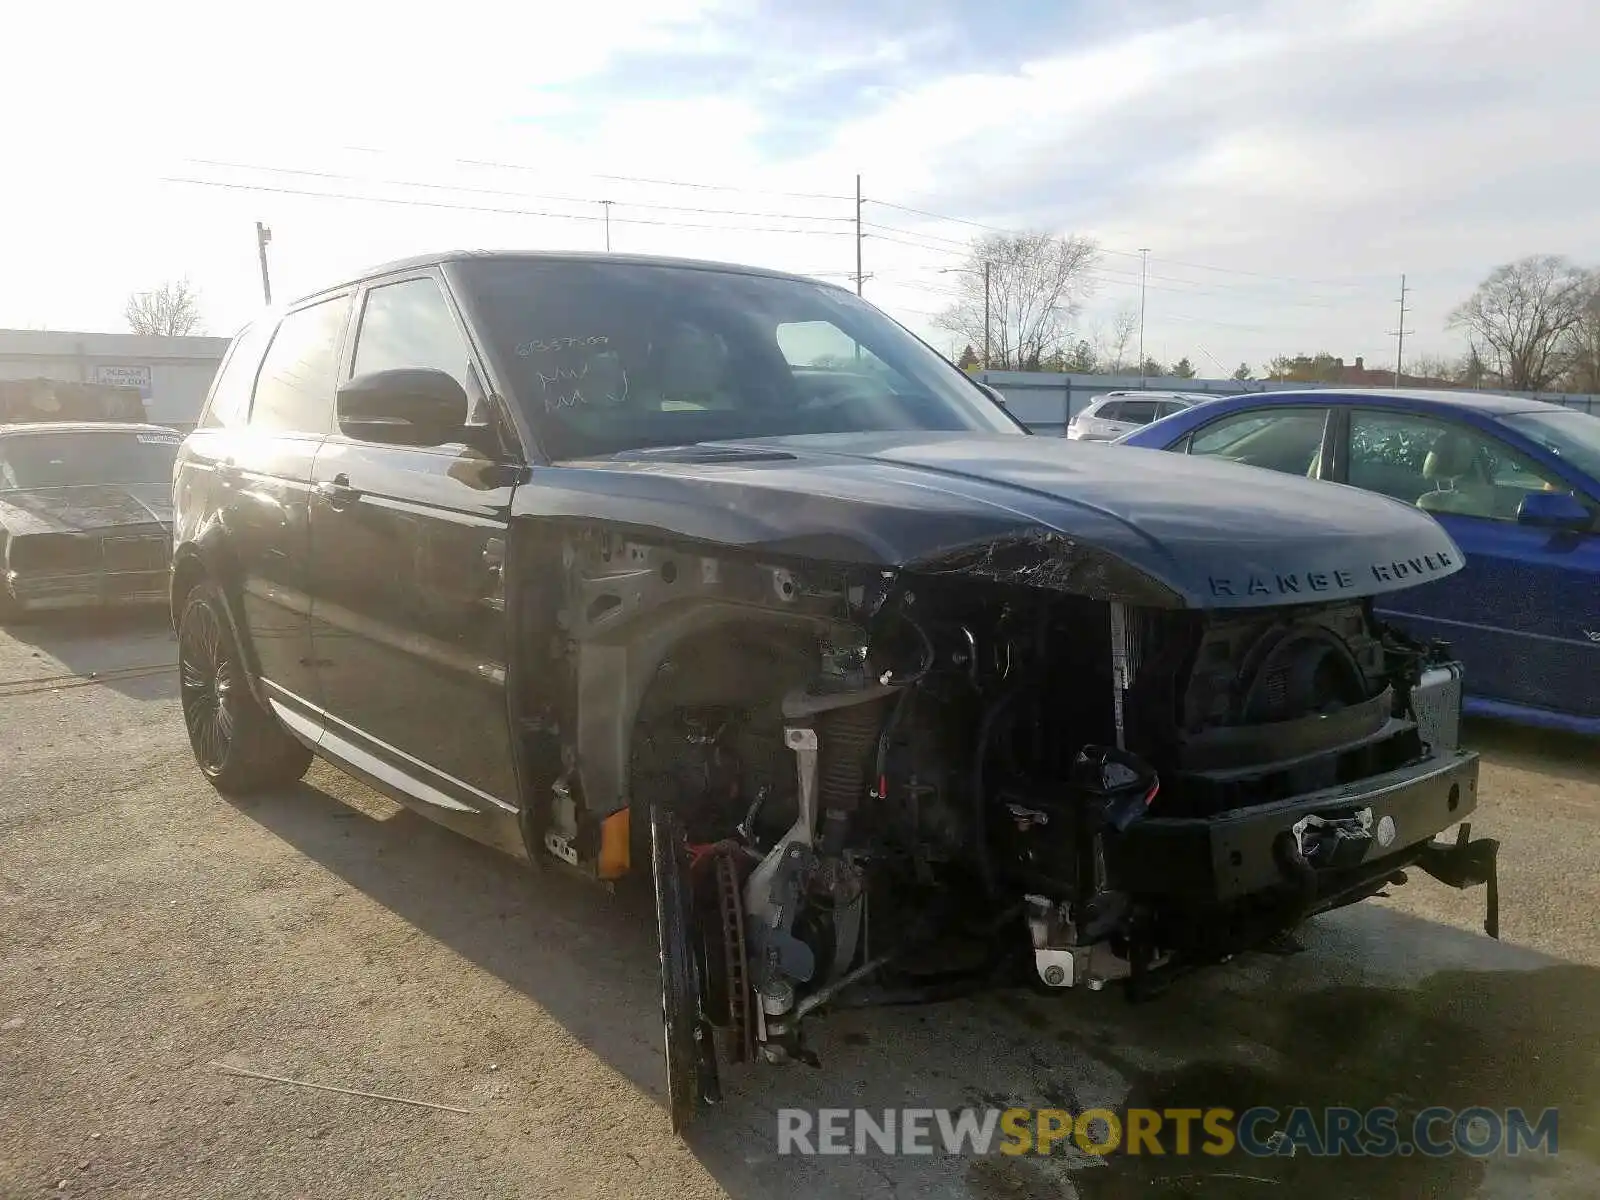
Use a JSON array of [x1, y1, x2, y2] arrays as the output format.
[[222, 293, 350, 725], [307, 271, 521, 809], [1339, 407, 1600, 719]]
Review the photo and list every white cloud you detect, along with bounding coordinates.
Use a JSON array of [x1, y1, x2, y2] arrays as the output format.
[[0, 0, 1596, 376]]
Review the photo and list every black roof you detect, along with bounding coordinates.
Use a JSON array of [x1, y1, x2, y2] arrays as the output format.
[[295, 249, 832, 309]]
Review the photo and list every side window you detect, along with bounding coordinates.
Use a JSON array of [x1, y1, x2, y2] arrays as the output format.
[[352, 277, 475, 396], [1095, 400, 1125, 420], [200, 320, 274, 429], [1157, 400, 1188, 418], [775, 319, 920, 414], [1349, 410, 1570, 520], [1117, 400, 1159, 424], [1189, 407, 1330, 476], [249, 297, 349, 435]]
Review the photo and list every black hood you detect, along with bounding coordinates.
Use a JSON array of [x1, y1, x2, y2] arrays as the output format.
[[0, 483, 173, 537], [524, 431, 1463, 610]]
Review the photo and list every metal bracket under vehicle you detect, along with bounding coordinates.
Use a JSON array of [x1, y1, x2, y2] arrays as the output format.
[[1416, 821, 1501, 939]]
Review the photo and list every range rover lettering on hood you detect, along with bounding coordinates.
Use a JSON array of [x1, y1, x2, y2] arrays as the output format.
[[1209, 548, 1457, 599]]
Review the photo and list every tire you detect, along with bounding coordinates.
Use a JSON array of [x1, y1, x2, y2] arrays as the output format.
[[651, 801, 716, 1135], [177, 581, 312, 795]]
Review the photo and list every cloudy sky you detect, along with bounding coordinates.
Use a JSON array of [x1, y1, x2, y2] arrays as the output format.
[[3, 0, 1596, 375]]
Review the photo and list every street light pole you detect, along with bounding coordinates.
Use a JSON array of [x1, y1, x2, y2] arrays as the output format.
[[255, 222, 273, 305], [983, 260, 991, 370], [938, 263, 993, 369], [600, 200, 612, 251], [1137, 247, 1150, 384]]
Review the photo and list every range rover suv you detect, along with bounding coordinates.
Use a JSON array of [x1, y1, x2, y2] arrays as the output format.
[[171, 251, 1499, 1132]]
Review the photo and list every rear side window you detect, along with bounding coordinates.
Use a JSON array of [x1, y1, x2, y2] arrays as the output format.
[[1189, 407, 1331, 476], [249, 296, 350, 435], [1116, 400, 1159, 424], [200, 321, 273, 429], [1095, 400, 1125, 420]]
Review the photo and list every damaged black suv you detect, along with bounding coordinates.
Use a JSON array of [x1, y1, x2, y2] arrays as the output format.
[[171, 251, 1498, 1132]]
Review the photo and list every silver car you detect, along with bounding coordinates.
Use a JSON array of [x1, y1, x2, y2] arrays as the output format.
[[1066, 391, 1209, 441]]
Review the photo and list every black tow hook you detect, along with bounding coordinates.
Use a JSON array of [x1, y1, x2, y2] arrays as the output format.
[[1272, 830, 1319, 910], [1417, 823, 1501, 939]]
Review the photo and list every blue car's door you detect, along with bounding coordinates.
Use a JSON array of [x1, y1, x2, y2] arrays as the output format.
[[1342, 407, 1600, 721]]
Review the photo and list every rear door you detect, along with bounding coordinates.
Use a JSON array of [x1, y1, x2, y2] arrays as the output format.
[[307, 270, 521, 810], [1180, 405, 1336, 478], [1094, 399, 1160, 439], [195, 295, 349, 730], [1339, 407, 1600, 719]]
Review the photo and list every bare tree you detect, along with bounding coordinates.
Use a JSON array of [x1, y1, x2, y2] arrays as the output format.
[[125, 279, 204, 336], [1448, 256, 1590, 391], [1095, 305, 1138, 373], [936, 232, 1100, 370], [1408, 354, 1459, 384], [1560, 276, 1600, 394]]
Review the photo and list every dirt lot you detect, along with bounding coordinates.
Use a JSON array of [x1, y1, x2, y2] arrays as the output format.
[[2, 611, 1597, 1200]]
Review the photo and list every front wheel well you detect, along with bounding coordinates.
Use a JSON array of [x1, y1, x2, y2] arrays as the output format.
[[170, 551, 209, 630]]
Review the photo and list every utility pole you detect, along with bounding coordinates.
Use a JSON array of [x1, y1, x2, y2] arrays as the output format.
[[255, 222, 273, 305], [982, 260, 991, 370], [854, 173, 863, 296], [1137, 248, 1150, 384], [600, 200, 613, 252], [1391, 274, 1412, 385]]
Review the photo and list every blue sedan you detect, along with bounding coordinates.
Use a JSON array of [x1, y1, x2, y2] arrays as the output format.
[[1118, 389, 1600, 734]]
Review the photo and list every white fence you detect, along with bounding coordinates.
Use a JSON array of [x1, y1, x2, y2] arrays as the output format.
[[975, 371, 1600, 436]]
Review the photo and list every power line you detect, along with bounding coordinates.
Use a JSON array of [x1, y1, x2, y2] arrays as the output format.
[[456, 157, 854, 202], [159, 176, 856, 238], [862, 221, 1368, 307], [862, 195, 1395, 288], [861, 198, 1013, 234], [185, 158, 855, 225], [861, 220, 972, 250], [860, 230, 969, 256]]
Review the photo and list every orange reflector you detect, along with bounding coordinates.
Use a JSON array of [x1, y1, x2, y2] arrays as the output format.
[[598, 808, 630, 880]]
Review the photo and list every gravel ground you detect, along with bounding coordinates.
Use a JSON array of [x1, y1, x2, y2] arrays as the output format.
[[1, 610, 1597, 1200]]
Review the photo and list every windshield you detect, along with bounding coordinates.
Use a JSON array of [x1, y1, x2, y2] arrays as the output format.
[[1500, 409, 1600, 482], [455, 259, 1020, 459], [0, 429, 181, 489]]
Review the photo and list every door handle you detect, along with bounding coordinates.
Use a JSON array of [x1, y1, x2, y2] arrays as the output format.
[[315, 474, 361, 508]]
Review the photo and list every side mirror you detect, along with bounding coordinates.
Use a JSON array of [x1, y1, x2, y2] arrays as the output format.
[[1516, 489, 1594, 532], [336, 368, 468, 446]]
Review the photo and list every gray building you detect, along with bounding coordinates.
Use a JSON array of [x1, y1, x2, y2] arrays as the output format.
[[0, 328, 230, 430]]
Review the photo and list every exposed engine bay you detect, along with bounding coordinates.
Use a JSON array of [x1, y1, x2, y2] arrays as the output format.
[[523, 531, 1500, 1133]]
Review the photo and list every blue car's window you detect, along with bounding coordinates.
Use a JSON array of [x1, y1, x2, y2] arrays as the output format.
[[1348, 410, 1570, 521], [1500, 410, 1600, 481], [1187, 407, 1330, 476]]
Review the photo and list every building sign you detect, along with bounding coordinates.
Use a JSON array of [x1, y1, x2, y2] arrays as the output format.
[[92, 364, 153, 397]]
